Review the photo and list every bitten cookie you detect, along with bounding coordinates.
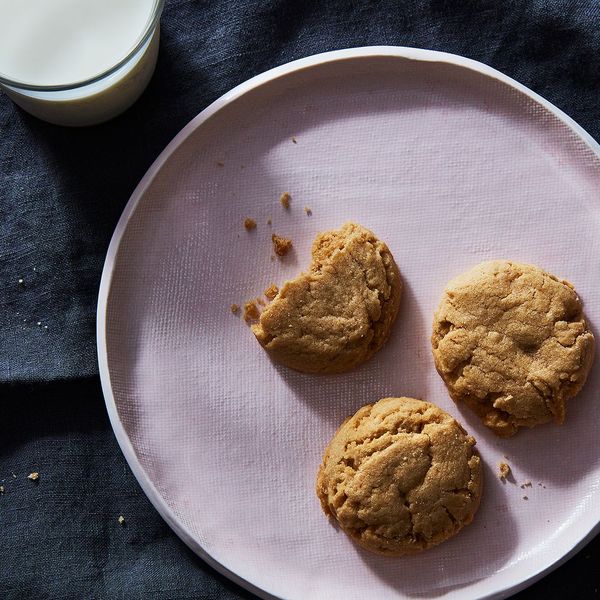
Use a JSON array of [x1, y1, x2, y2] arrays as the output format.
[[432, 260, 595, 437], [252, 223, 401, 374], [316, 397, 482, 555]]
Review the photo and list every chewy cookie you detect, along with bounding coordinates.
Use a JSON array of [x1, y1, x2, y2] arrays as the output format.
[[252, 223, 401, 374], [432, 260, 595, 437], [316, 397, 482, 555]]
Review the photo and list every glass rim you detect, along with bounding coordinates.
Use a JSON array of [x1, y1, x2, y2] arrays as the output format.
[[0, 0, 165, 92]]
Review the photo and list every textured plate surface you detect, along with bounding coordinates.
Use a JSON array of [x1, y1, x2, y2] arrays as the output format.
[[98, 47, 600, 599]]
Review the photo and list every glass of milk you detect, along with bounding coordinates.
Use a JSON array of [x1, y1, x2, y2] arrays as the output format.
[[0, 0, 164, 126]]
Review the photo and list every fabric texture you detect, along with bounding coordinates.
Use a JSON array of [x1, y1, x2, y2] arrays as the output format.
[[1, 0, 599, 598]]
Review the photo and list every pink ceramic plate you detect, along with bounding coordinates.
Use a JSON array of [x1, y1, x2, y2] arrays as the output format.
[[97, 47, 600, 599]]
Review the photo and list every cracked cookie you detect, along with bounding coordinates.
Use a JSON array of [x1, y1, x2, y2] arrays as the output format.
[[432, 260, 595, 437], [316, 397, 482, 555], [252, 223, 401, 373]]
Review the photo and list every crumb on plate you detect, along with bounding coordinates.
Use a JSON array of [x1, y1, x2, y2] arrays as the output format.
[[243, 301, 260, 322], [279, 192, 291, 209], [498, 462, 511, 481], [264, 284, 279, 300], [272, 234, 292, 257]]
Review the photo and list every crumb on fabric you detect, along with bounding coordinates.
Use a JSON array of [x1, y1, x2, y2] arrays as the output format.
[[523, 496, 529, 500], [28, 472, 39, 481], [0, 485, 4, 494], [272, 234, 292, 257], [292, 137, 297, 144], [243, 301, 260, 322], [118, 515, 126, 526], [267, 218, 272, 226], [304, 206, 312, 216], [12, 473, 16, 479], [18, 278, 24, 285], [230, 304, 240, 314], [256, 297, 265, 307], [279, 192, 291, 209], [244, 218, 257, 231], [520, 481, 532, 489], [264, 284, 279, 300], [498, 462, 511, 481], [216, 161, 224, 167]]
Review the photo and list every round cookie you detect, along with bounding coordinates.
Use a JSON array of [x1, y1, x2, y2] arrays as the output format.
[[252, 223, 401, 374], [432, 260, 595, 437], [316, 397, 482, 556]]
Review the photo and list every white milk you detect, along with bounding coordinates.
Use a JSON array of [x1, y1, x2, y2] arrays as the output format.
[[0, 0, 161, 126]]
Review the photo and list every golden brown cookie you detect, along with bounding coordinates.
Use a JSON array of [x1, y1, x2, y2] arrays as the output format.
[[432, 260, 595, 437], [316, 397, 482, 555], [252, 223, 401, 374]]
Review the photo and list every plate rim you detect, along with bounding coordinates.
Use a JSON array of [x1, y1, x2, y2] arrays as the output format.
[[96, 45, 600, 600]]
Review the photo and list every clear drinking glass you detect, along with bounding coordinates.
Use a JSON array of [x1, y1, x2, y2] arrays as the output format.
[[0, 0, 165, 126]]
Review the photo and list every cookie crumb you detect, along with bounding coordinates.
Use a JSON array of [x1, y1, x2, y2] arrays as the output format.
[[244, 218, 257, 231], [272, 234, 292, 257], [292, 137, 297, 144], [520, 480, 532, 489], [0, 485, 4, 494], [304, 206, 312, 216], [279, 192, 291, 209], [522, 496, 529, 500], [243, 301, 260, 322], [256, 297, 266, 307], [266, 218, 272, 226], [216, 161, 224, 167], [28, 472, 39, 482], [498, 462, 511, 481], [264, 284, 279, 300], [118, 515, 126, 526], [230, 304, 240, 314]]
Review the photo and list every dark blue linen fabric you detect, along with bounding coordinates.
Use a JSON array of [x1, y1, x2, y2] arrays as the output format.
[[1, 0, 599, 597]]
